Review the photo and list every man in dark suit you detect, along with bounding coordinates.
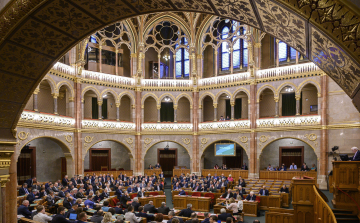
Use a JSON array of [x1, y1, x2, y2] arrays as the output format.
[[26, 189, 39, 204], [179, 188, 186, 195], [137, 188, 146, 198], [76, 188, 85, 199], [115, 185, 123, 200], [157, 202, 170, 215], [218, 208, 234, 221], [62, 175, 69, 187], [178, 204, 194, 217], [65, 204, 78, 218], [51, 207, 71, 223], [137, 206, 154, 222], [259, 186, 269, 196], [201, 212, 210, 223], [222, 189, 233, 199], [114, 202, 124, 214], [58, 187, 67, 197], [245, 191, 257, 201], [242, 163, 248, 170], [120, 192, 131, 207], [154, 163, 161, 168], [233, 190, 244, 200], [154, 182, 163, 191], [301, 163, 309, 171], [280, 185, 289, 193], [159, 172, 164, 179], [132, 197, 141, 211], [168, 211, 184, 223], [18, 200, 32, 219], [63, 192, 73, 210], [144, 200, 158, 213], [90, 210, 104, 223], [19, 183, 30, 196], [351, 147, 360, 161], [26, 177, 36, 188], [185, 212, 198, 223]]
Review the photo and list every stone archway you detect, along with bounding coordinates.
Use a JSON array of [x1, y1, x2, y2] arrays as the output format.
[[0, 0, 360, 140]]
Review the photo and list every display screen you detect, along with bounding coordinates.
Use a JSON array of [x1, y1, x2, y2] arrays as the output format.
[[215, 143, 236, 156]]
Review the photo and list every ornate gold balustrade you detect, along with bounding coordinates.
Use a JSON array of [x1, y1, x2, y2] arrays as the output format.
[[18, 111, 75, 128], [256, 62, 320, 80], [256, 115, 321, 129], [141, 79, 193, 91], [82, 119, 136, 132], [141, 123, 193, 134], [198, 120, 251, 134]]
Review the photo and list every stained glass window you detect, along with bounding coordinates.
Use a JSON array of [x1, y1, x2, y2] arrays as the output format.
[[175, 38, 189, 79], [221, 27, 230, 71], [279, 40, 297, 63]]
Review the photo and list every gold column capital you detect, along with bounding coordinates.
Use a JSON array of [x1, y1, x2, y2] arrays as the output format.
[[274, 97, 279, 103], [0, 175, 10, 187], [97, 101, 103, 106], [157, 105, 161, 110], [0, 150, 13, 170], [276, 39, 280, 44], [230, 101, 235, 106], [69, 97, 74, 102], [173, 105, 178, 110], [33, 88, 40, 94], [213, 103, 218, 109], [116, 103, 120, 108], [131, 104, 136, 109], [295, 95, 301, 100], [52, 93, 59, 99]]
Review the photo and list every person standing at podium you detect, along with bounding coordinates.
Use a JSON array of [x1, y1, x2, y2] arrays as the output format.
[[351, 147, 360, 161]]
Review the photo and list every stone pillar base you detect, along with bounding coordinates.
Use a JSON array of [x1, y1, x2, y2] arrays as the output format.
[[317, 174, 327, 190], [248, 172, 259, 179]]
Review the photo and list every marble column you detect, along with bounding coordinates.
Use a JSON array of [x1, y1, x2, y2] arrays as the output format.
[[1, 184, 6, 223], [157, 105, 161, 123], [275, 39, 280, 67], [98, 101, 102, 120], [213, 103, 217, 121], [135, 89, 142, 175], [68, 98, 74, 117], [52, 93, 59, 115], [198, 107, 202, 123], [74, 78, 83, 175], [274, 97, 279, 118], [192, 91, 199, 172], [214, 51, 218, 76], [115, 49, 119, 76], [230, 101, 235, 120], [249, 82, 257, 178], [33, 89, 39, 112], [81, 100, 85, 119], [190, 107, 193, 124], [174, 105, 178, 123], [295, 95, 301, 116], [5, 152, 17, 222], [99, 45, 102, 73], [319, 73, 328, 189], [116, 103, 120, 121]]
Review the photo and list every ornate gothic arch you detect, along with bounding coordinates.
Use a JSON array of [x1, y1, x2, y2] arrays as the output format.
[[100, 89, 119, 103], [231, 87, 250, 103], [176, 93, 193, 106], [276, 82, 299, 96], [159, 93, 176, 105], [81, 86, 101, 101], [257, 85, 277, 102], [298, 79, 321, 97], [141, 93, 159, 105], [119, 91, 136, 105], [199, 92, 215, 106], [56, 81, 75, 99], [40, 76, 57, 95], [215, 90, 232, 103]]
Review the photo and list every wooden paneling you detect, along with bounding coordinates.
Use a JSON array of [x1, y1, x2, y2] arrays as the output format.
[[173, 169, 191, 176], [84, 170, 133, 176], [265, 212, 294, 223], [173, 195, 211, 212], [259, 171, 317, 180], [144, 169, 162, 176], [201, 169, 248, 178]]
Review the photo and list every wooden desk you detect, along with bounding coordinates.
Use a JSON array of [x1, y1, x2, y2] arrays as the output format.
[[259, 170, 317, 180], [173, 169, 191, 176], [173, 195, 211, 212], [201, 169, 248, 179], [258, 195, 281, 210], [172, 191, 223, 203], [138, 195, 166, 208], [144, 169, 162, 176], [85, 170, 133, 177], [213, 201, 258, 217]]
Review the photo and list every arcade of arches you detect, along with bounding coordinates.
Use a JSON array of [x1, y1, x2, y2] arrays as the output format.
[[1, 2, 360, 222]]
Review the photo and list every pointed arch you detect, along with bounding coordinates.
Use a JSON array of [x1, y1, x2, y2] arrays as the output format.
[[159, 93, 176, 105], [119, 91, 135, 105], [100, 89, 119, 103], [298, 79, 321, 96], [141, 93, 159, 105], [257, 85, 276, 102], [40, 76, 57, 94], [199, 92, 215, 105], [276, 82, 298, 96], [215, 90, 232, 103], [176, 93, 193, 106], [56, 81, 75, 99], [82, 86, 101, 101], [231, 87, 250, 103]]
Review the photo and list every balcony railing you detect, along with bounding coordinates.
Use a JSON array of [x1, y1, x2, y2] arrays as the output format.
[[198, 72, 250, 87], [141, 79, 192, 88], [141, 123, 193, 132], [199, 120, 251, 131], [82, 120, 135, 130], [256, 115, 321, 128], [256, 62, 320, 79], [19, 111, 75, 127], [52, 62, 76, 76], [82, 70, 135, 87]]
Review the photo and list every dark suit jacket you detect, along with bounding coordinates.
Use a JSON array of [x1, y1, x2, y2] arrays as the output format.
[[137, 212, 154, 221], [18, 205, 32, 219], [245, 194, 257, 201], [137, 191, 145, 197], [259, 189, 269, 196], [168, 217, 184, 223], [280, 187, 289, 193], [132, 201, 141, 212], [201, 218, 210, 223], [154, 185, 163, 191], [63, 197, 72, 209], [157, 206, 170, 215], [222, 192, 233, 198], [51, 214, 72, 223], [66, 208, 76, 218], [26, 193, 37, 203], [178, 208, 194, 217], [218, 213, 233, 221], [114, 207, 124, 214], [19, 187, 29, 196], [25, 179, 34, 188], [62, 178, 69, 186], [179, 190, 186, 195], [120, 195, 131, 206], [144, 204, 157, 213], [233, 193, 244, 200], [352, 151, 360, 161], [76, 192, 85, 199], [90, 214, 104, 223], [58, 191, 66, 197]]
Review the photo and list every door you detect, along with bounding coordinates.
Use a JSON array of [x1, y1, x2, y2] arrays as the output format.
[[89, 148, 111, 171], [158, 149, 177, 177], [61, 157, 67, 180], [17, 146, 36, 185], [279, 147, 304, 168], [223, 147, 243, 168]]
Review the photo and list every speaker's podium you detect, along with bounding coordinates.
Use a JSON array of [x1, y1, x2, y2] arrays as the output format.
[[331, 161, 360, 216]]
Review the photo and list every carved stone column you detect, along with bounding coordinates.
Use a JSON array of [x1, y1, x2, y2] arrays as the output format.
[[249, 81, 257, 178], [1, 176, 9, 223], [33, 89, 39, 112], [213, 103, 217, 121], [81, 99, 85, 119], [99, 45, 102, 73], [174, 105, 177, 123], [74, 77, 83, 175], [274, 97, 279, 118], [157, 104, 161, 123], [214, 50, 218, 76], [198, 106, 202, 123], [295, 94, 301, 116], [98, 101, 102, 120], [3, 149, 16, 223], [190, 105, 193, 124], [115, 49, 119, 76], [275, 39, 280, 67], [68, 97, 74, 117], [52, 93, 59, 115], [116, 103, 120, 121], [319, 73, 328, 189], [230, 101, 235, 120], [135, 88, 142, 175], [192, 91, 199, 172]]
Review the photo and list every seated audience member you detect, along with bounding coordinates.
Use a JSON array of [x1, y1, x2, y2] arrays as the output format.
[[226, 198, 238, 214], [311, 164, 317, 171], [66, 204, 78, 218], [132, 197, 141, 211], [351, 147, 360, 161], [226, 217, 234, 223], [201, 212, 210, 223], [93, 191, 102, 203], [218, 208, 234, 221], [222, 189, 233, 199], [259, 185, 269, 196], [63, 193, 73, 209], [178, 203, 195, 218], [279, 165, 286, 171], [19, 183, 30, 196], [144, 200, 157, 213], [58, 187, 67, 197], [214, 164, 219, 169], [233, 188, 244, 200], [226, 115, 230, 120], [289, 162, 297, 170], [102, 212, 113, 223], [102, 200, 110, 212], [179, 188, 186, 195], [138, 187, 146, 197], [125, 206, 141, 223], [18, 200, 32, 219], [219, 116, 225, 121], [209, 215, 218, 223], [90, 210, 104, 223], [227, 174, 233, 182], [51, 207, 71, 223], [185, 212, 198, 223], [136, 206, 154, 222], [84, 195, 95, 209], [26, 189, 39, 204], [158, 202, 170, 215], [301, 163, 309, 171], [149, 164, 154, 169], [26, 177, 37, 188], [155, 163, 161, 168], [154, 213, 164, 223], [280, 185, 289, 193], [242, 163, 248, 170], [245, 191, 257, 201], [267, 164, 273, 171], [209, 184, 217, 193], [168, 211, 184, 223], [77, 212, 88, 223], [114, 202, 124, 214], [76, 188, 85, 199]]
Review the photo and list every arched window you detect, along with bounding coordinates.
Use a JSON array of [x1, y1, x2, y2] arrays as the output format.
[[175, 38, 189, 79], [278, 40, 297, 63], [221, 27, 230, 71]]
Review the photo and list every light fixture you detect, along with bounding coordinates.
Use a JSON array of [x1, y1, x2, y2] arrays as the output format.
[[164, 96, 171, 102], [163, 54, 170, 61], [225, 19, 230, 23], [285, 87, 294, 92], [103, 95, 107, 98]]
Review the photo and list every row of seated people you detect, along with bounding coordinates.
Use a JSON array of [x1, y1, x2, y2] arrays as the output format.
[[148, 163, 162, 169], [266, 163, 317, 171], [213, 163, 248, 170]]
